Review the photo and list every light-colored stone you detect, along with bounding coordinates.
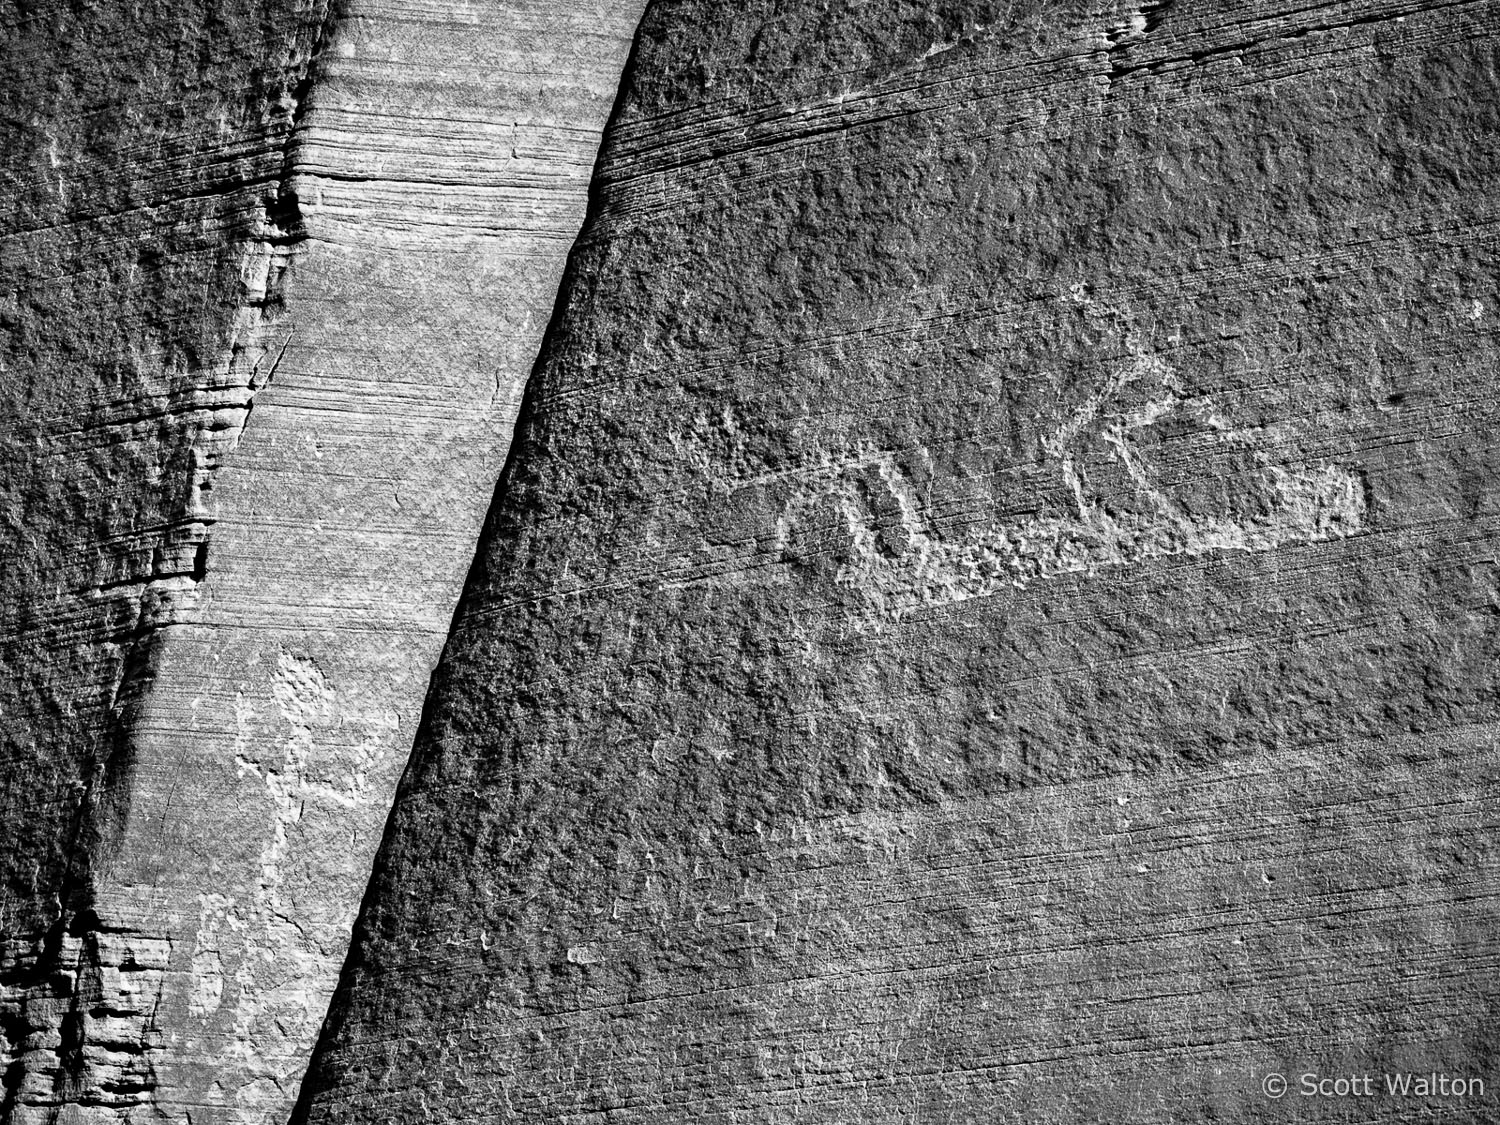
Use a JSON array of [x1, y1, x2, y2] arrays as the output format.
[[2, 0, 643, 1120]]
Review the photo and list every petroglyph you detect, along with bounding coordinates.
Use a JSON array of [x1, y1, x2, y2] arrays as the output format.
[[817, 352, 1365, 618]]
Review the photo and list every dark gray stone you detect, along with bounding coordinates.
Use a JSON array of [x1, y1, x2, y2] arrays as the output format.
[[0, 0, 641, 1119], [294, 0, 1500, 1120]]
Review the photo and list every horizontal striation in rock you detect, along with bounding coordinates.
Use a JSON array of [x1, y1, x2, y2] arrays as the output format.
[[0, 1, 332, 1121], [295, 0, 1500, 1119], [317, 731, 1498, 1121], [73, 0, 648, 1122], [3, 0, 646, 1119]]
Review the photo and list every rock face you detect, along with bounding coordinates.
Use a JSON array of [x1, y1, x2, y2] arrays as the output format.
[[1, 0, 640, 1121], [292, 0, 1500, 1120], [2, 2, 331, 1115], [7, 0, 1500, 1121]]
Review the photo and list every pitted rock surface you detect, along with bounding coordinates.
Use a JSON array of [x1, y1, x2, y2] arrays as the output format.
[[293, 0, 1500, 1120], [2, 3, 330, 1117], [1, 0, 642, 1120]]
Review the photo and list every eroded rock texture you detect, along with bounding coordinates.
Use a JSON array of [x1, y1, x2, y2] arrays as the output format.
[[2, 2, 332, 1116], [296, 0, 1500, 1120], [1, 0, 640, 1121]]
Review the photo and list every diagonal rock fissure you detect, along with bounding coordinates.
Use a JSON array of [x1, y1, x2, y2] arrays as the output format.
[[5, 1, 653, 1122], [284, 0, 1500, 1119], [284, 13, 663, 1117]]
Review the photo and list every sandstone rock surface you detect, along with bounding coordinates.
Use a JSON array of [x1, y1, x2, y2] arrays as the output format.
[[1, 0, 640, 1120], [7, 0, 1500, 1121], [292, 0, 1500, 1120], [3, 4, 331, 1115]]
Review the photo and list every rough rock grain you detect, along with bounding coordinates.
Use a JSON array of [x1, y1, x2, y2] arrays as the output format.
[[2, 3, 331, 1116], [296, 0, 1500, 1120], [1, 0, 641, 1120]]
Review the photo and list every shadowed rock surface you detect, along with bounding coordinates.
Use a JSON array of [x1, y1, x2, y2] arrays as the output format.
[[293, 0, 1500, 1120], [2, 2, 332, 1115], [1, 0, 640, 1120]]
